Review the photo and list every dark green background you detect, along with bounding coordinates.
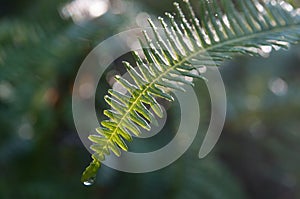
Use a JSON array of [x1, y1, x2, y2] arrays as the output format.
[[0, 0, 300, 198]]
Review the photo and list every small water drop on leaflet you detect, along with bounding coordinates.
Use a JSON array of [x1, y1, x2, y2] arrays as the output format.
[[83, 177, 95, 186]]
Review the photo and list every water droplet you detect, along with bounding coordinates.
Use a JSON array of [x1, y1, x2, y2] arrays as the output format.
[[81, 158, 100, 186], [261, 45, 272, 54], [83, 177, 95, 186], [198, 66, 207, 74]]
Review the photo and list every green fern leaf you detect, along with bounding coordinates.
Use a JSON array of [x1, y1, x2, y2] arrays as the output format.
[[81, 0, 300, 184]]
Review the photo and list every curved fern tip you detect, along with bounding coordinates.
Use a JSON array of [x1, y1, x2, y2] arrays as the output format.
[[81, 157, 101, 186]]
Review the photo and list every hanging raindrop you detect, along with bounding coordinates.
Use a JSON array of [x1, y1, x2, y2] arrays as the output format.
[[83, 176, 96, 186], [81, 157, 100, 186]]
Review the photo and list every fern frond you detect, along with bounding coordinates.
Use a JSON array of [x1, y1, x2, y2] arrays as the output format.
[[82, 0, 300, 183]]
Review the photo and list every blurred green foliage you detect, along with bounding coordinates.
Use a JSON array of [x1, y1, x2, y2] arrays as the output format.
[[0, 0, 299, 198]]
